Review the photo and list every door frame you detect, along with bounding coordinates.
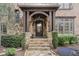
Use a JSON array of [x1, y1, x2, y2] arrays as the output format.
[[35, 20, 43, 37], [29, 11, 49, 38]]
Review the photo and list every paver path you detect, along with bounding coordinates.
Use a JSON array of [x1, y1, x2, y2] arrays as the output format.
[[24, 50, 56, 56]]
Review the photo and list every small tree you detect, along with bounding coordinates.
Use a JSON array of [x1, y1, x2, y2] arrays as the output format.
[[52, 31, 58, 49]]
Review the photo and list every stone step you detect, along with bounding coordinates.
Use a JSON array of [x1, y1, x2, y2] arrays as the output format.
[[29, 44, 49, 47], [29, 39, 49, 44], [29, 41, 49, 44], [24, 50, 54, 56], [29, 39, 48, 41], [30, 39, 48, 41], [28, 47, 50, 50], [30, 39, 48, 42], [28, 38, 50, 50]]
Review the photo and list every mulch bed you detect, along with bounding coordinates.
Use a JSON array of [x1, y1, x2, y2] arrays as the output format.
[[52, 44, 79, 55], [16, 50, 25, 56], [0, 46, 5, 53]]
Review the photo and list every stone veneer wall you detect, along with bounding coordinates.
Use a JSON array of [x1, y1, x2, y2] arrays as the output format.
[[7, 4, 24, 35], [1, 3, 79, 35], [0, 3, 24, 35], [56, 3, 79, 36]]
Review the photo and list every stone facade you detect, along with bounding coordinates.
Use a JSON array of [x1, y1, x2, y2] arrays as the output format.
[[1, 3, 79, 54], [0, 4, 24, 35], [0, 3, 79, 36], [55, 3, 79, 35]]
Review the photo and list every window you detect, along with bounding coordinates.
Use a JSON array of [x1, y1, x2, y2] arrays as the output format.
[[1, 23, 7, 34], [59, 3, 72, 9], [55, 17, 74, 34], [15, 10, 20, 23]]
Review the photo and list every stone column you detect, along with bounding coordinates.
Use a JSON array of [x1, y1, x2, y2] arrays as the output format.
[[29, 20, 32, 36], [29, 16, 35, 37], [27, 11, 30, 32], [53, 11, 56, 31], [33, 21, 36, 37], [43, 20, 44, 36], [48, 11, 53, 38], [48, 11, 53, 48], [23, 11, 26, 32], [29, 15, 32, 35], [46, 17, 49, 37], [46, 18, 48, 32], [49, 11, 52, 31]]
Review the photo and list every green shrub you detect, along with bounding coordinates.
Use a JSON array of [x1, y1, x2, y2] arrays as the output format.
[[63, 36, 69, 45], [1, 33, 25, 48], [5, 48, 16, 56], [69, 36, 77, 44], [58, 36, 64, 46], [21, 33, 26, 50], [58, 34, 77, 46], [52, 32, 58, 49]]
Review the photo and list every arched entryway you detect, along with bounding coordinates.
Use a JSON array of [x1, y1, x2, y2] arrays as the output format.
[[35, 19, 43, 37], [30, 12, 48, 38]]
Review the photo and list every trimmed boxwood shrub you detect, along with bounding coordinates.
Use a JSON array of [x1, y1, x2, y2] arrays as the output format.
[[69, 36, 77, 44], [52, 32, 58, 49], [58, 34, 77, 46], [5, 48, 16, 56], [21, 33, 26, 50], [58, 36, 64, 46], [58, 36, 69, 46], [1, 33, 25, 48]]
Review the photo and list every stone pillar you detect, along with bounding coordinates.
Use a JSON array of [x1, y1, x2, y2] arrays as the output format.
[[23, 11, 26, 32], [53, 11, 56, 31], [48, 11, 54, 48], [29, 21, 32, 36], [25, 32, 31, 49], [49, 11, 52, 31], [46, 17, 49, 37], [48, 11, 53, 39], [43, 20, 45, 37], [46, 18, 48, 32], [33, 22, 36, 37], [29, 16, 35, 37], [27, 11, 30, 32], [29, 15, 32, 36]]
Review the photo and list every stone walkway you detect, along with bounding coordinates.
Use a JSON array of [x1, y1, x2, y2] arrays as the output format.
[[24, 38, 57, 56], [24, 50, 57, 56]]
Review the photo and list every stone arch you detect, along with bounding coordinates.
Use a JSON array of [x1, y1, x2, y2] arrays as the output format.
[[29, 11, 49, 37], [30, 11, 49, 17]]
